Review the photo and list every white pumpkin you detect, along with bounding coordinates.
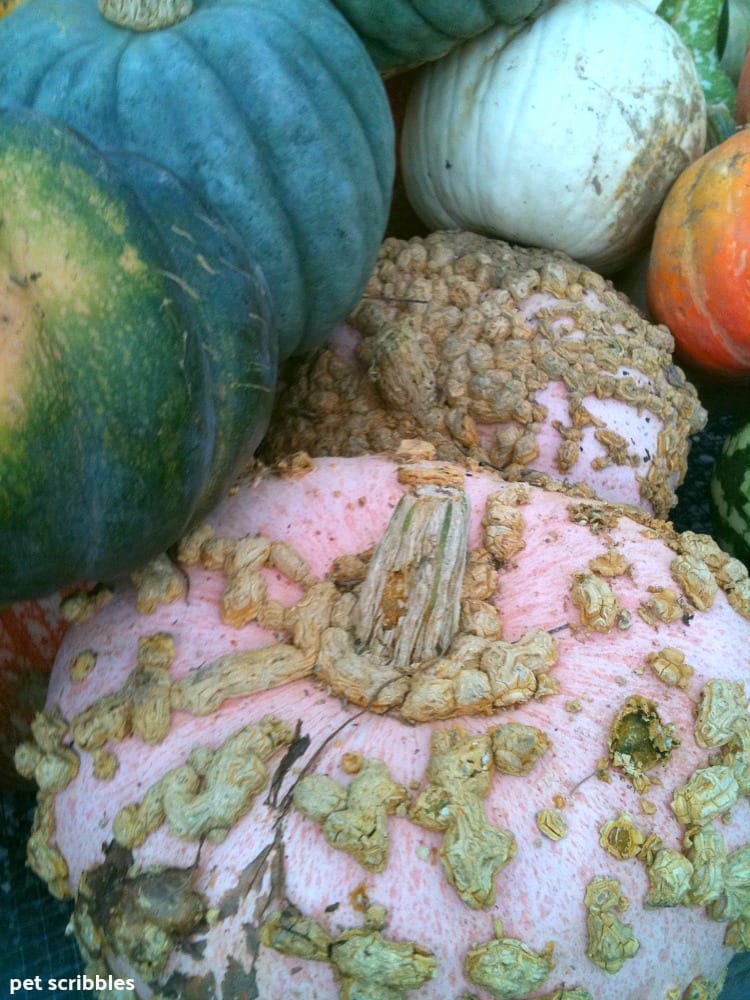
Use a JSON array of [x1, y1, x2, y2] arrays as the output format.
[[399, 0, 706, 273]]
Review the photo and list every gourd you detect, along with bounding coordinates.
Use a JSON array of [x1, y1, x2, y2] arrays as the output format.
[[646, 129, 750, 381], [18, 453, 750, 998], [264, 231, 707, 519], [657, 0, 738, 146], [718, 0, 750, 83], [710, 423, 750, 567], [0, 0, 395, 359], [0, 103, 275, 604], [327, 0, 543, 75], [399, 0, 706, 275]]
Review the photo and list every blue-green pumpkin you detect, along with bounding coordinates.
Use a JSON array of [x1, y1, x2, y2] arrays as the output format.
[[0, 104, 275, 603], [330, 0, 544, 73], [0, 0, 394, 358]]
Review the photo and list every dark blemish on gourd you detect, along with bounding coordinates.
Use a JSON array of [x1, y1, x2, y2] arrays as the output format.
[[608, 695, 680, 792], [72, 841, 211, 986], [158, 969, 218, 1000], [266, 719, 310, 807]]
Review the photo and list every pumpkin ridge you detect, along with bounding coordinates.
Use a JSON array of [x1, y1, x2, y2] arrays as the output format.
[[333, 2, 456, 68], [675, 161, 738, 366], [144, 14, 311, 343], [258, 0, 394, 216], [179, 0, 392, 350], [384, 1, 457, 41]]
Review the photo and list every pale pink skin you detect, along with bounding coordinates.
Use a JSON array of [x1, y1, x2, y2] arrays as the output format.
[[47, 457, 749, 999]]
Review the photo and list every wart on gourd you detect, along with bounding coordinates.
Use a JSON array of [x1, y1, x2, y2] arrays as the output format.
[[261, 903, 438, 999], [583, 876, 639, 973]]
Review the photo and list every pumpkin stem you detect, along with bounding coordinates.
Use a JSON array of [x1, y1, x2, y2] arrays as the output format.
[[99, 0, 192, 31], [352, 482, 470, 669]]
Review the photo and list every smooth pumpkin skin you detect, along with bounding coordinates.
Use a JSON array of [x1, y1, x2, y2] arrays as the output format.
[[646, 129, 750, 380], [0, 0, 394, 359], [108, 150, 276, 522], [0, 106, 274, 603], [0, 0, 23, 16], [330, 0, 543, 73]]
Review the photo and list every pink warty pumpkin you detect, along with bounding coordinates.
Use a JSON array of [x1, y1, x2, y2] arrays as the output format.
[[265, 232, 707, 520], [17, 454, 750, 999]]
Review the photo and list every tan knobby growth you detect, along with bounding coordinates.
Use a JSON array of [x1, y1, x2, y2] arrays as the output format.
[[645, 647, 694, 689], [598, 813, 646, 861], [570, 571, 622, 633], [607, 695, 680, 792], [643, 848, 694, 908], [260, 903, 437, 999], [535, 809, 567, 841], [491, 722, 551, 776], [292, 758, 410, 872], [262, 231, 706, 518], [671, 766, 740, 827], [14, 708, 79, 793], [680, 972, 728, 999], [14, 710, 79, 900], [112, 715, 294, 846], [410, 727, 517, 909], [72, 843, 207, 987], [584, 876, 639, 973]]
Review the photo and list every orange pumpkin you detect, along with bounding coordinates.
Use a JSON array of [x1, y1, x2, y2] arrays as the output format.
[[646, 128, 750, 381]]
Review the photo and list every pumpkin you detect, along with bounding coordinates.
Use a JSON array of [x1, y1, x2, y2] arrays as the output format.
[[0, 593, 71, 788], [657, 0, 738, 146], [710, 422, 750, 567], [263, 231, 707, 519], [398, 0, 706, 275], [718, 0, 750, 83], [0, 103, 275, 604], [0, 0, 395, 359], [18, 452, 750, 998], [646, 129, 750, 382], [327, 0, 543, 75]]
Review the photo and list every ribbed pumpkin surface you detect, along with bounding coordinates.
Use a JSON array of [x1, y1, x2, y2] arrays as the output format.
[[0, 0, 395, 357]]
